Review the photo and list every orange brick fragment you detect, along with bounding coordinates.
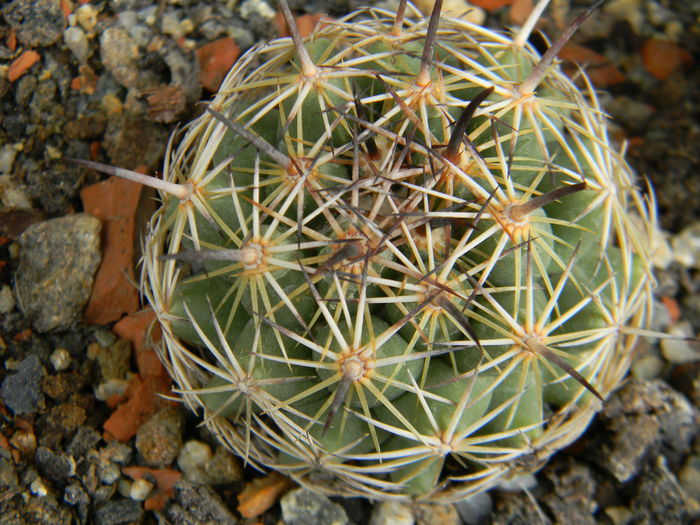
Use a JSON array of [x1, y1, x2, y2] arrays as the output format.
[[237, 473, 295, 519], [469, 0, 513, 9], [81, 176, 143, 325], [196, 37, 240, 92], [641, 38, 694, 81], [123, 466, 182, 511], [275, 12, 326, 38], [8, 50, 40, 83], [509, 0, 533, 26], [660, 296, 681, 324], [559, 42, 625, 87], [113, 309, 166, 379], [7, 28, 16, 52]]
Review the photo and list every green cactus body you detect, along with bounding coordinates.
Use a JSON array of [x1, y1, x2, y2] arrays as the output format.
[[142, 3, 655, 501]]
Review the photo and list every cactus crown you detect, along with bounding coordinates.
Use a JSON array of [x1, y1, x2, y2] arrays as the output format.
[[84, 0, 655, 501]]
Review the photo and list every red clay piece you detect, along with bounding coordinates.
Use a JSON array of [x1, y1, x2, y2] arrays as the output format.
[[8, 50, 40, 83], [196, 37, 241, 92]]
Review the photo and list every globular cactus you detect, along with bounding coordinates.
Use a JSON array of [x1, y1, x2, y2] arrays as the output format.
[[88, 0, 656, 500]]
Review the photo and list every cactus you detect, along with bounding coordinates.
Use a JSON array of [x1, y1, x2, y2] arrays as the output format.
[[77, 0, 656, 501]]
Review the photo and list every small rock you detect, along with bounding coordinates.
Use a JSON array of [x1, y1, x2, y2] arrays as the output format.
[[0, 143, 22, 174], [165, 480, 238, 525], [281, 487, 348, 525], [455, 491, 492, 525], [0, 284, 15, 313], [93, 499, 144, 525], [540, 458, 597, 525], [0, 354, 45, 415], [35, 447, 76, 482], [370, 501, 414, 525], [135, 406, 185, 467], [95, 378, 130, 402], [15, 214, 101, 332], [594, 379, 699, 482], [67, 426, 101, 458], [2, 0, 66, 47], [50, 348, 72, 371], [203, 446, 243, 485], [75, 3, 99, 33], [42, 371, 85, 401], [631, 351, 665, 380], [100, 27, 140, 89], [177, 440, 213, 483], [631, 455, 689, 524], [414, 503, 460, 525], [10, 429, 36, 458], [97, 460, 122, 486], [102, 114, 168, 169], [671, 222, 700, 269], [678, 455, 700, 503], [660, 322, 700, 363], [129, 478, 154, 501], [239, 0, 276, 20], [0, 456, 19, 488], [64, 26, 90, 63], [30, 477, 49, 496], [95, 339, 132, 381]]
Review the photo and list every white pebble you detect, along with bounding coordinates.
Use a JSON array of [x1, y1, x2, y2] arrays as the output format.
[[30, 478, 48, 497], [177, 440, 213, 483], [50, 348, 72, 371], [660, 322, 700, 363], [76, 4, 98, 33], [64, 26, 90, 63], [672, 222, 700, 269], [0, 285, 15, 314], [129, 478, 154, 500], [455, 491, 493, 525]]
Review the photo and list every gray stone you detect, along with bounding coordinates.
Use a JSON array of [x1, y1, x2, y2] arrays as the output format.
[[2, 0, 65, 47], [0, 354, 45, 415], [455, 491, 492, 525], [593, 379, 699, 482], [414, 502, 460, 525], [35, 447, 76, 482], [281, 487, 348, 525], [93, 499, 144, 525], [631, 456, 689, 525], [164, 480, 238, 525], [15, 214, 101, 332], [0, 284, 16, 313]]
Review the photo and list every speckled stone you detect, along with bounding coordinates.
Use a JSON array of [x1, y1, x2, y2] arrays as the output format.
[[164, 480, 237, 525], [15, 214, 101, 332], [135, 406, 185, 467], [0, 354, 45, 415], [414, 502, 460, 525], [370, 501, 414, 525], [631, 455, 689, 524], [2, 0, 66, 47], [99, 27, 140, 89], [281, 487, 348, 525]]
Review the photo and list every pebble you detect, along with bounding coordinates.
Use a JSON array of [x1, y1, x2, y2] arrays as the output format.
[[50, 348, 72, 371], [102, 114, 168, 169], [64, 26, 90, 63], [35, 446, 77, 482], [455, 491, 493, 525], [100, 27, 140, 89], [0, 354, 45, 415], [93, 499, 144, 525], [594, 379, 699, 482], [631, 455, 689, 524], [671, 222, 700, 269], [15, 214, 101, 332], [240, 0, 276, 20], [630, 351, 665, 380], [75, 4, 99, 33], [97, 459, 122, 486], [0, 284, 15, 313], [0, 143, 21, 174], [678, 455, 700, 503], [67, 426, 101, 458], [414, 503, 460, 525], [2, 0, 66, 47], [660, 322, 700, 363], [95, 339, 131, 381], [370, 501, 414, 525], [129, 478, 154, 501], [0, 456, 19, 489], [164, 480, 238, 525], [280, 487, 349, 525], [176, 440, 242, 485], [94, 378, 130, 402], [135, 406, 185, 467], [0, 173, 32, 209], [30, 477, 49, 497]]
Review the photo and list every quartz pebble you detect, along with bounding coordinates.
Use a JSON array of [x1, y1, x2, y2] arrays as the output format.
[[0, 284, 15, 314], [50, 348, 72, 371], [455, 491, 493, 525], [64, 26, 90, 63], [660, 322, 700, 363], [671, 222, 700, 269], [129, 478, 154, 501]]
